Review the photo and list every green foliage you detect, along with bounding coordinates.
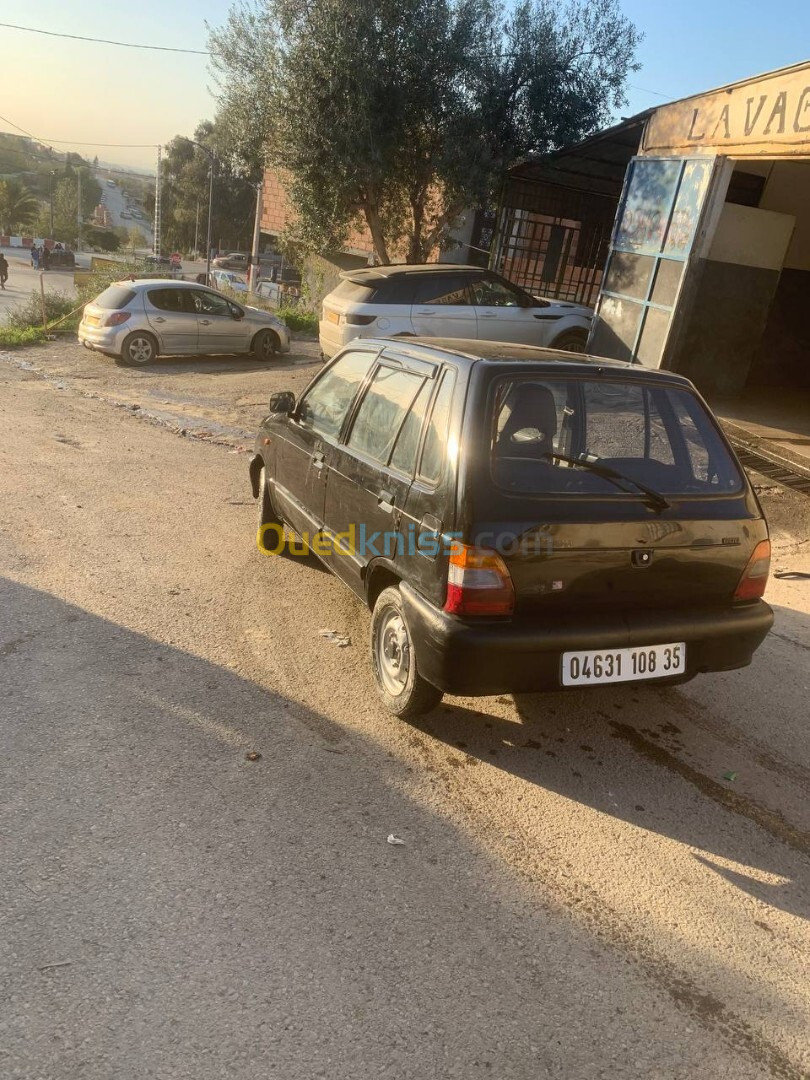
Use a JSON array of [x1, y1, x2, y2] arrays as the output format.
[[4, 289, 77, 330], [0, 325, 45, 348], [210, 0, 640, 263], [159, 118, 258, 254], [84, 226, 121, 252], [276, 307, 317, 335], [47, 169, 103, 245], [0, 178, 39, 234]]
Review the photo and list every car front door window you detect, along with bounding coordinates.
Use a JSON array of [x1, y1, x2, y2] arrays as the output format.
[[298, 351, 375, 439], [194, 290, 232, 317]]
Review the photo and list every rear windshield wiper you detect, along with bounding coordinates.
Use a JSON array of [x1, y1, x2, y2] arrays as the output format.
[[544, 452, 671, 513]]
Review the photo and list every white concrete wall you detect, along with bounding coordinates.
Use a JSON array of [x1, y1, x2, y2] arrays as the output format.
[[708, 203, 795, 270], [759, 161, 810, 271]]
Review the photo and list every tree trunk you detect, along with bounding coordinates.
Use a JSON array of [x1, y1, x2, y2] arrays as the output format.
[[363, 199, 390, 265], [408, 194, 425, 263]]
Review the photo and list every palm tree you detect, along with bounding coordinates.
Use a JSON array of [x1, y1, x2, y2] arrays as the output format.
[[0, 179, 40, 234]]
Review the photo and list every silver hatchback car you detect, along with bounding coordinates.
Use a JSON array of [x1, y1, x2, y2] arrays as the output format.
[[79, 279, 291, 365]]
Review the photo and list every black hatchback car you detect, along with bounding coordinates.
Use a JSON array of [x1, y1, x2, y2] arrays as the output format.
[[250, 339, 773, 716]]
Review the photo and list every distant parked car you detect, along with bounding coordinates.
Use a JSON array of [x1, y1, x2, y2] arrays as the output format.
[[79, 279, 291, 365], [46, 248, 75, 269], [211, 269, 249, 293], [212, 252, 250, 271], [319, 264, 593, 359]]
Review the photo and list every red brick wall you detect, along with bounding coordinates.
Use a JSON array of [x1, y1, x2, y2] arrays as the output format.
[[261, 167, 375, 256]]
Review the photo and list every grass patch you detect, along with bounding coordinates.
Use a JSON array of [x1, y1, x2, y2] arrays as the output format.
[[276, 307, 318, 336], [0, 325, 46, 348]]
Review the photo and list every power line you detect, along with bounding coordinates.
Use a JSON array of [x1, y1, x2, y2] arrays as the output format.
[[0, 112, 37, 140], [0, 22, 209, 55], [627, 83, 672, 100], [37, 139, 159, 148]]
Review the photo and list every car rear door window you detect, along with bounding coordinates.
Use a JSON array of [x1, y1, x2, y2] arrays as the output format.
[[419, 369, 456, 482], [412, 275, 472, 306], [148, 288, 195, 313], [347, 366, 426, 463], [298, 350, 376, 439], [390, 379, 434, 475], [373, 277, 416, 305]]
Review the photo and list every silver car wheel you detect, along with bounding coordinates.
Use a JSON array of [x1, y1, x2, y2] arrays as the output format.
[[375, 606, 411, 698], [126, 335, 155, 364]]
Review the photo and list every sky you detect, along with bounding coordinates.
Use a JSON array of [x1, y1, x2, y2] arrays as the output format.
[[1, 1, 809, 172]]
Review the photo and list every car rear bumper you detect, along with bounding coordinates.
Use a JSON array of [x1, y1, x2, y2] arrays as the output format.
[[319, 320, 358, 358], [399, 583, 774, 696], [78, 322, 128, 353]]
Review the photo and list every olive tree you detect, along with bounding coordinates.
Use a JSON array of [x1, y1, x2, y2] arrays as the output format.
[[210, 0, 641, 264]]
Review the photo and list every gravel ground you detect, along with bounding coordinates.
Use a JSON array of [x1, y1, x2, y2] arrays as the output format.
[[0, 342, 808, 1080]]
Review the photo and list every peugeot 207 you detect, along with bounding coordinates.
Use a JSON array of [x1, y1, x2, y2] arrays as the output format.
[[249, 339, 773, 717]]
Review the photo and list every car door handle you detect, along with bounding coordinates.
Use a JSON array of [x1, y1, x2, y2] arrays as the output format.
[[311, 451, 325, 470], [199, 319, 211, 325], [152, 316, 166, 323], [415, 309, 435, 316], [378, 489, 395, 513], [479, 311, 497, 318]]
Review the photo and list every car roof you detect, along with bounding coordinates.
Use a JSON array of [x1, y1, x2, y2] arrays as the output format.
[[340, 262, 485, 283], [366, 337, 696, 387], [112, 279, 207, 291]]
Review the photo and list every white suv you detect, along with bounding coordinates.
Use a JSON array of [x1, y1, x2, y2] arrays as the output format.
[[319, 264, 593, 358]]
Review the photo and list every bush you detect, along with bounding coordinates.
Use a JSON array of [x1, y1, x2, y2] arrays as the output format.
[[277, 307, 318, 336], [4, 290, 77, 330], [0, 326, 45, 348]]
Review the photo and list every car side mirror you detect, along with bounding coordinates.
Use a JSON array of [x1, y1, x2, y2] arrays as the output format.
[[268, 391, 295, 415], [230, 306, 244, 320]]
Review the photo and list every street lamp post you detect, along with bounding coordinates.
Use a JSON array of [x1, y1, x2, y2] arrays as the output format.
[[181, 138, 215, 284], [49, 171, 56, 238]]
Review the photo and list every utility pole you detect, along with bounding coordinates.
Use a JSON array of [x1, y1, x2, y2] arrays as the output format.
[[154, 145, 162, 257], [193, 199, 200, 261], [248, 181, 262, 292], [77, 168, 82, 251], [205, 156, 215, 285], [49, 171, 55, 238]]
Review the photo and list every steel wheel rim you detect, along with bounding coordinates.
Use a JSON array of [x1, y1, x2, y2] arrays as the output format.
[[129, 337, 153, 363], [376, 607, 411, 697], [260, 333, 273, 359]]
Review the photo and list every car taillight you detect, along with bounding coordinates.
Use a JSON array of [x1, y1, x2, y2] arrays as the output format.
[[444, 541, 515, 617], [105, 312, 131, 326], [344, 313, 376, 326], [734, 539, 771, 601]]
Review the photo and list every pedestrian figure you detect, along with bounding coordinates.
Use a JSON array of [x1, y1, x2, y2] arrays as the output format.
[[40, 247, 50, 271], [30, 245, 38, 268], [0, 253, 8, 290]]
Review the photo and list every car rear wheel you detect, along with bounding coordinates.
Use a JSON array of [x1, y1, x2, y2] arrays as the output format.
[[551, 329, 588, 353], [120, 331, 158, 365], [252, 329, 279, 362], [371, 586, 442, 717]]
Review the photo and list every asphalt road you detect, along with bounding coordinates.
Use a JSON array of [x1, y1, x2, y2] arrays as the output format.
[[99, 180, 153, 245], [0, 248, 77, 321], [1, 342, 809, 1079]]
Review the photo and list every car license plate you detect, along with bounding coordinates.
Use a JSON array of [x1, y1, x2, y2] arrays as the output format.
[[325, 309, 340, 325], [561, 643, 686, 686], [84, 314, 100, 326]]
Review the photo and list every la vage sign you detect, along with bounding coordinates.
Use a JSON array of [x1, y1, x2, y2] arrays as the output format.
[[643, 63, 810, 158]]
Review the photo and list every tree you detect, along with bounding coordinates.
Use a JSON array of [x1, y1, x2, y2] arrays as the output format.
[[210, 0, 641, 263], [157, 118, 258, 254], [0, 179, 39, 234], [84, 226, 121, 252]]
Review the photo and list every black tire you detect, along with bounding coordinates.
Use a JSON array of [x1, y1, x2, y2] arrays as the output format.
[[370, 586, 443, 717], [119, 330, 158, 366], [255, 466, 284, 553], [550, 329, 588, 354], [252, 328, 279, 362]]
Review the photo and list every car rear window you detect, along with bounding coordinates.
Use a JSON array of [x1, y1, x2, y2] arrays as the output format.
[[489, 376, 743, 497], [330, 279, 377, 303], [94, 285, 137, 310]]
